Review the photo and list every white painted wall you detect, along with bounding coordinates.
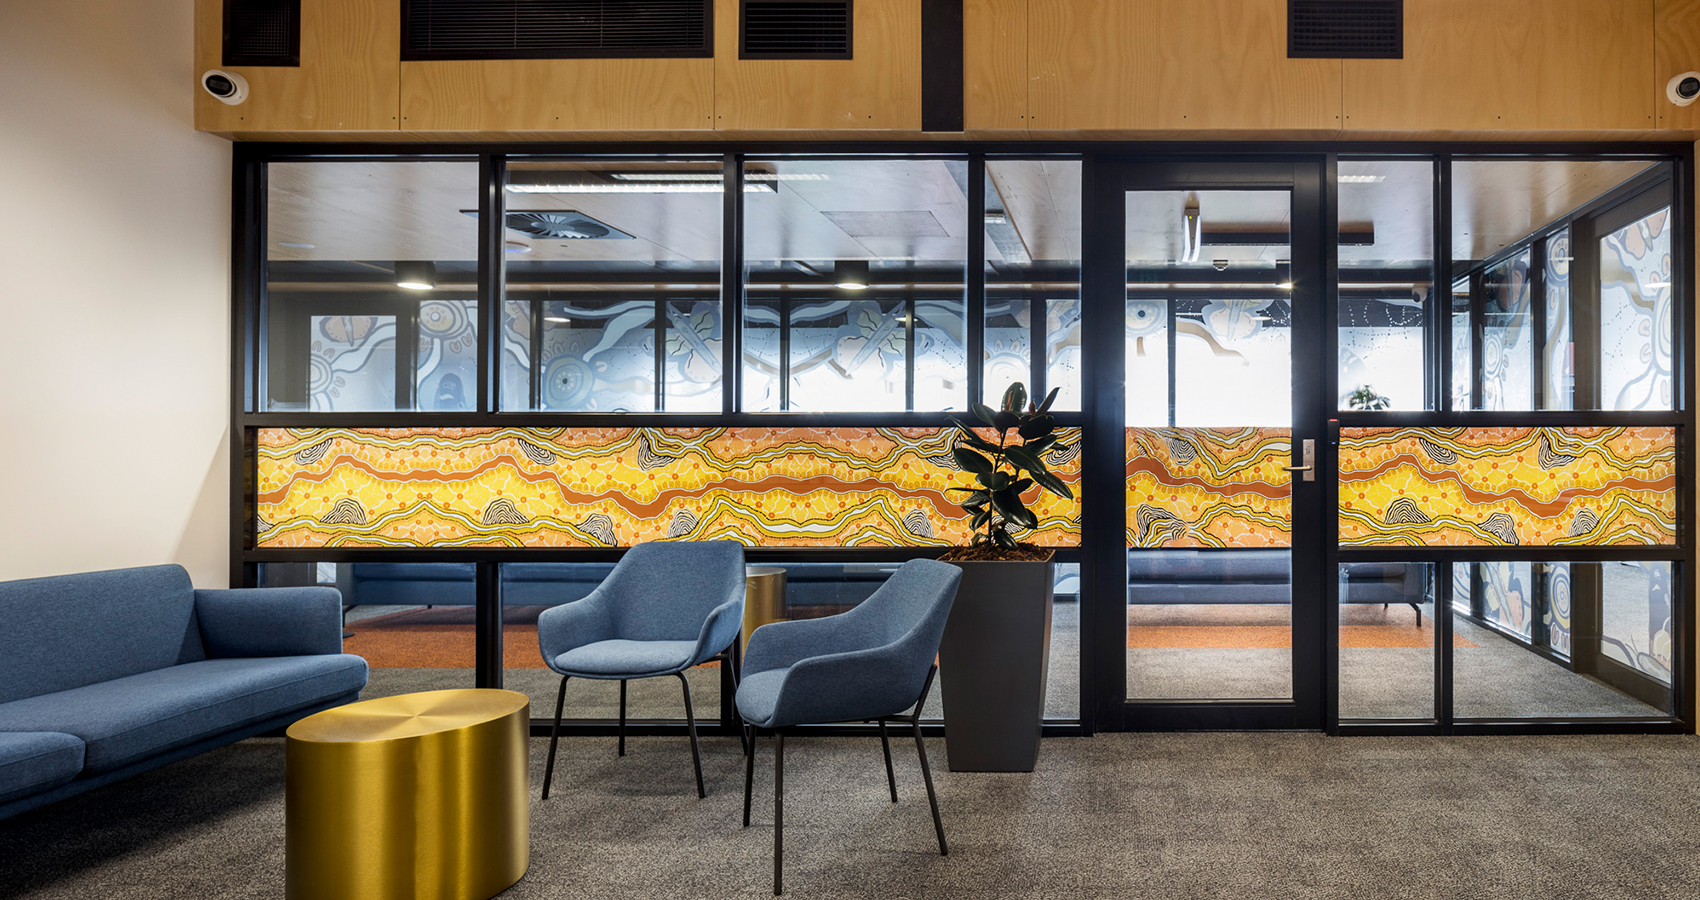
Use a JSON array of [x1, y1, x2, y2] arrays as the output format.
[[0, 1, 232, 585]]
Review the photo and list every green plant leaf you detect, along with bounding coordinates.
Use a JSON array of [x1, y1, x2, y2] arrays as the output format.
[[992, 528, 1018, 550], [1023, 433, 1059, 454], [960, 490, 990, 508], [990, 486, 1039, 529], [952, 421, 1000, 453], [970, 507, 992, 528], [952, 446, 994, 475], [1028, 466, 1074, 500], [1018, 413, 1056, 440], [970, 401, 998, 427], [1036, 386, 1061, 414], [977, 470, 1012, 491], [1001, 382, 1027, 414], [1002, 444, 1048, 477], [993, 410, 1020, 433]]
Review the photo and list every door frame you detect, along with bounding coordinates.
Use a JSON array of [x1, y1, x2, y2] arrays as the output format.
[[1080, 155, 1337, 732]]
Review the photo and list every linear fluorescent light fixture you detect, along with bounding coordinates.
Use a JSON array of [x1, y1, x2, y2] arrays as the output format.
[[1339, 175, 1387, 184]]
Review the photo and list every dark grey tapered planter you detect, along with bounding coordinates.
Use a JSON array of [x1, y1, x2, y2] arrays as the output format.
[[938, 558, 1054, 772]]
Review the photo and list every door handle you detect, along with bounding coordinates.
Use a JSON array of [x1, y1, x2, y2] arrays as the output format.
[[1285, 438, 1315, 481]]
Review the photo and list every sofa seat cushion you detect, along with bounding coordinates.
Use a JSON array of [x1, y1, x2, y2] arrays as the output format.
[[0, 732, 85, 804], [734, 669, 787, 728], [550, 640, 698, 678], [0, 655, 368, 774]]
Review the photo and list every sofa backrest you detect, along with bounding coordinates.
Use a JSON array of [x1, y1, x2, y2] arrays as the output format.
[[0, 565, 204, 704]]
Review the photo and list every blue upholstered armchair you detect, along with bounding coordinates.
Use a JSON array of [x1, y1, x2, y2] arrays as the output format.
[[537, 541, 745, 799], [736, 558, 961, 895]]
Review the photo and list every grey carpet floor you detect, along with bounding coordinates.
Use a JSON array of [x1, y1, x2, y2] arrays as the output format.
[[6, 732, 1700, 898]]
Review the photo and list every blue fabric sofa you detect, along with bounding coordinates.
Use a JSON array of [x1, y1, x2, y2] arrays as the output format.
[[0, 565, 368, 821]]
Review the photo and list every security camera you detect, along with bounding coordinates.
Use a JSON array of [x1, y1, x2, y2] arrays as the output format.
[[200, 69, 249, 106], [1667, 72, 1700, 107]]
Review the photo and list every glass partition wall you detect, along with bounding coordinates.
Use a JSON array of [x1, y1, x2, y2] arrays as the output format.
[[233, 145, 1691, 737]]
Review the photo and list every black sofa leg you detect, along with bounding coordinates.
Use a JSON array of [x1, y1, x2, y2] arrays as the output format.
[[617, 679, 627, 757], [678, 672, 706, 798], [1413, 602, 1422, 627], [774, 731, 785, 895], [541, 674, 569, 800], [878, 719, 898, 803]]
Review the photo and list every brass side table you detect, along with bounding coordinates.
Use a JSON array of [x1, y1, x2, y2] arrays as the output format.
[[286, 689, 531, 900], [743, 565, 788, 648]]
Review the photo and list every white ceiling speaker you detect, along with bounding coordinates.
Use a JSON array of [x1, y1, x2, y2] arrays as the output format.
[[201, 70, 249, 106], [1667, 72, 1700, 107]]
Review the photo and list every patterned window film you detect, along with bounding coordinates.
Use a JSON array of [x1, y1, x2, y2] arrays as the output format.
[[1339, 427, 1675, 547], [1125, 428, 1292, 548], [256, 426, 1082, 549]]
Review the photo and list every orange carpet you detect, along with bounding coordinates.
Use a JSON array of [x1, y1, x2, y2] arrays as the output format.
[[343, 607, 726, 670]]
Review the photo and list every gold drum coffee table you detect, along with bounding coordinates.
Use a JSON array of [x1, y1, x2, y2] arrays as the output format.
[[285, 689, 531, 900]]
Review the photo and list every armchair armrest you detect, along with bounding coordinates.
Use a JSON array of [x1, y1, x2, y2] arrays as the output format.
[[536, 590, 615, 666], [764, 645, 919, 727], [743, 612, 876, 676], [688, 595, 744, 667], [195, 587, 344, 658]]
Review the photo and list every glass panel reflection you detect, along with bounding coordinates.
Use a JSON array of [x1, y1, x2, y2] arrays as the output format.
[[1452, 560, 1674, 718], [1600, 206, 1674, 411], [265, 160, 480, 412], [1338, 159, 1435, 412], [1338, 562, 1435, 719], [1481, 250, 1534, 411]]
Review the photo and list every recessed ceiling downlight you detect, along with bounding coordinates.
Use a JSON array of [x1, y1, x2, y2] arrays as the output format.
[[394, 260, 437, 291], [277, 241, 316, 249]]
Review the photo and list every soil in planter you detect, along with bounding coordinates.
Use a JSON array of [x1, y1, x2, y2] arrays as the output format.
[[938, 542, 1054, 563]]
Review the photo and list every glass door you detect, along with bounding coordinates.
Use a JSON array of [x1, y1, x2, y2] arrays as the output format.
[[1083, 160, 1329, 730]]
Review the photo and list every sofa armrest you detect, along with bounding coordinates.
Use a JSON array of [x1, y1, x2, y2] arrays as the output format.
[[195, 587, 343, 658]]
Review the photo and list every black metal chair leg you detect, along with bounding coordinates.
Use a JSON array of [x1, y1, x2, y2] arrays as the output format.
[[743, 727, 757, 827], [678, 672, 706, 798], [910, 665, 947, 856], [774, 731, 785, 896], [541, 674, 569, 800], [878, 719, 898, 803], [617, 679, 627, 757], [912, 719, 947, 857], [1413, 602, 1423, 627]]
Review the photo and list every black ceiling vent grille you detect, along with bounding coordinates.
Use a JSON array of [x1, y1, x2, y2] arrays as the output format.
[[740, 0, 853, 60], [223, 0, 300, 66], [403, 0, 713, 61], [1288, 0, 1402, 59]]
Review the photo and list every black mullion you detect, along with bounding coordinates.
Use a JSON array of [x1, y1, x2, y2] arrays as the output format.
[[655, 297, 667, 411], [1338, 546, 1685, 564], [779, 296, 791, 411], [1029, 290, 1047, 404], [722, 154, 743, 414], [230, 145, 264, 588], [1321, 153, 1340, 733], [1436, 561, 1454, 726], [1677, 144, 1697, 731], [1166, 299, 1178, 426], [1436, 157, 1453, 413], [1469, 269, 1484, 410], [397, 301, 418, 411], [905, 297, 916, 411], [967, 156, 986, 409], [529, 299, 543, 410], [1531, 236, 1548, 411], [1079, 156, 1122, 734], [477, 154, 506, 416], [474, 561, 503, 689], [1571, 212, 1601, 411]]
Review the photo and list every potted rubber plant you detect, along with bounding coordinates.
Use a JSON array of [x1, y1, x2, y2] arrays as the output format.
[[936, 382, 1072, 772]]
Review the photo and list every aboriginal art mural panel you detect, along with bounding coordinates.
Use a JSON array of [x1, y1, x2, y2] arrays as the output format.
[[1338, 427, 1675, 547], [1544, 230, 1573, 410], [256, 427, 1082, 549], [1599, 206, 1674, 411], [1125, 428, 1291, 548], [1601, 560, 1674, 685]]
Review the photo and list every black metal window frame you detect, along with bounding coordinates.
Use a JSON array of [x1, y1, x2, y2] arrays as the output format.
[[229, 140, 1696, 741]]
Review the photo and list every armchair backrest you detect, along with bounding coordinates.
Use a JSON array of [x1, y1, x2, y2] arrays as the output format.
[[601, 541, 746, 641], [841, 558, 961, 680]]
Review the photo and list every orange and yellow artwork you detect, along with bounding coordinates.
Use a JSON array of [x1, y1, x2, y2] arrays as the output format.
[[1338, 426, 1675, 546], [256, 426, 1083, 549], [1125, 428, 1292, 548]]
